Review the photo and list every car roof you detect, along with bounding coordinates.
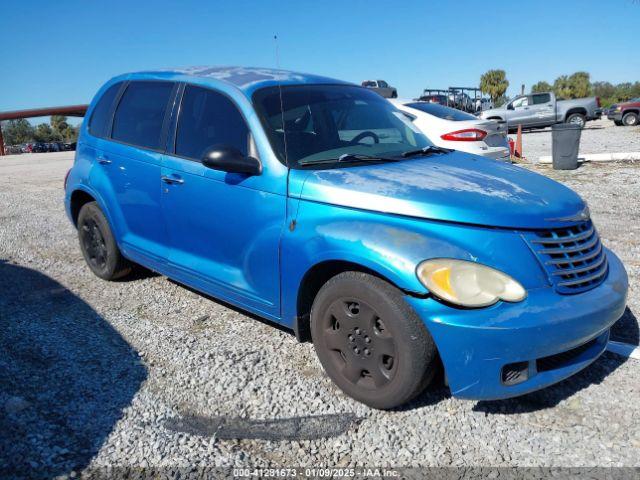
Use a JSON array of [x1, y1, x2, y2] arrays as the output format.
[[115, 66, 352, 98]]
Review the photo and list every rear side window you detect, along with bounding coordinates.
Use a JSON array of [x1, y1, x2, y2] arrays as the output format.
[[406, 102, 477, 121], [175, 85, 249, 160], [89, 83, 121, 138], [532, 93, 551, 105], [112, 81, 174, 150]]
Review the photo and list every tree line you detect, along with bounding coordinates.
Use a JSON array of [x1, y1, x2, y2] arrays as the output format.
[[480, 69, 639, 107], [1, 116, 79, 145]]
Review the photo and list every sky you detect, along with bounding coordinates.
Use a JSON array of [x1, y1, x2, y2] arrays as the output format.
[[1, 0, 639, 123]]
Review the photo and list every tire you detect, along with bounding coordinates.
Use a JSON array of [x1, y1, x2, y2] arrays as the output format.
[[391, 91, 398, 98], [77, 202, 132, 280], [310, 271, 437, 409], [622, 112, 639, 126], [614, 120, 624, 126], [565, 113, 586, 127]]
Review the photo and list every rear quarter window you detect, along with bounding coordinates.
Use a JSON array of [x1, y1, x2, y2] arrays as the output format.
[[532, 93, 551, 105], [406, 102, 476, 121], [111, 81, 174, 150], [88, 83, 122, 138]]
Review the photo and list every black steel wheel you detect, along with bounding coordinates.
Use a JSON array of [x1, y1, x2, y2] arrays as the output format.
[[319, 296, 398, 389], [311, 272, 437, 409], [81, 217, 108, 271], [77, 202, 131, 280]]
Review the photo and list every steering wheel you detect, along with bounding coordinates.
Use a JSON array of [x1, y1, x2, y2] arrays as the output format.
[[349, 131, 380, 145]]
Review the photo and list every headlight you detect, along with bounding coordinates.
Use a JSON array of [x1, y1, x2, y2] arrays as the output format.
[[416, 259, 526, 308]]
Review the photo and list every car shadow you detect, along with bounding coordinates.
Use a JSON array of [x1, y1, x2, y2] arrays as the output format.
[[610, 307, 639, 345], [0, 260, 147, 479], [166, 278, 296, 338], [473, 307, 637, 415]]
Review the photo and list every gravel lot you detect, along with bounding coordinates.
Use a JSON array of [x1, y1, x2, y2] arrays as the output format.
[[1, 144, 639, 477], [520, 118, 640, 162]]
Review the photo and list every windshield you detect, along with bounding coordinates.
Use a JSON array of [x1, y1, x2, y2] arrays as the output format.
[[406, 102, 477, 121], [253, 85, 432, 168]]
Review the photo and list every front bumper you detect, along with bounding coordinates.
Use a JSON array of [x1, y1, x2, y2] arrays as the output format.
[[407, 248, 628, 400], [608, 112, 623, 121]]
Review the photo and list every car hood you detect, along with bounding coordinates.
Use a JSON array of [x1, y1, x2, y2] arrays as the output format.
[[295, 151, 587, 229]]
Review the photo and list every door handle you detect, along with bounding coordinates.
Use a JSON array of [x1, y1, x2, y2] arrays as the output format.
[[161, 175, 184, 185], [97, 156, 112, 165]]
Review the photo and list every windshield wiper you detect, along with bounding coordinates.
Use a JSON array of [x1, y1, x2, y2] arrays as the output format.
[[299, 153, 400, 166], [401, 145, 453, 158]]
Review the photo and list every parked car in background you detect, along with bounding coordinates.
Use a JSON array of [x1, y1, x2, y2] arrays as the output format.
[[607, 98, 640, 126], [5, 145, 23, 154], [479, 92, 601, 129], [361, 79, 398, 98], [391, 99, 510, 160], [65, 67, 627, 409], [417, 93, 448, 105], [448, 92, 473, 112], [475, 98, 493, 112], [31, 142, 48, 153]]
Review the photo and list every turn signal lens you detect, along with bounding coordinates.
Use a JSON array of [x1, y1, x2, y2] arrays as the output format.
[[441, 129, 487, 142], [417, 259, 526, 308]]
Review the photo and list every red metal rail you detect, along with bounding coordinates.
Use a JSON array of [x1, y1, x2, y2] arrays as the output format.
[[0, 105, 88, 155]]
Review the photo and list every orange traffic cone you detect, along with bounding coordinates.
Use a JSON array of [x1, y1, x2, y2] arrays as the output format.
[[515, 124, 523, 158]]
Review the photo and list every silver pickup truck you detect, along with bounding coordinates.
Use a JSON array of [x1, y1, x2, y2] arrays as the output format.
[[478, 92, 601, 129]]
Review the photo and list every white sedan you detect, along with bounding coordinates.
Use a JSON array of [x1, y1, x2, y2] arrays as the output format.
[[390, 99, 510, 160]]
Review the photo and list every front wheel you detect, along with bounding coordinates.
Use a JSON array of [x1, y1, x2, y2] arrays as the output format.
[[77, 202, 132, 280], [622, 112, 638, 126], [566, 113, 586, 127], [614, 120, 624, 126], [311, 272, 437, 409]]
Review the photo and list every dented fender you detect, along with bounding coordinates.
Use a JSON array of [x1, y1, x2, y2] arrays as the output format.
[[280, 195, 549, 330]]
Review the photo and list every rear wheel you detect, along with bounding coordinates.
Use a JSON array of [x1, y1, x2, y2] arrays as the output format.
[[566, 113, 586, 127], [310, 271, 437, 409], [77, 202, 131, 280], [622, 112, 638, 126]]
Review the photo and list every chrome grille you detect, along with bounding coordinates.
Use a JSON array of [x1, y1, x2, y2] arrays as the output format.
[[524, 221, 608, 294]]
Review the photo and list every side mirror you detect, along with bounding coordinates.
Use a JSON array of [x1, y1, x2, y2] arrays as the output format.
[[202, 145, 262, 176], [507, 103, 514, 110]]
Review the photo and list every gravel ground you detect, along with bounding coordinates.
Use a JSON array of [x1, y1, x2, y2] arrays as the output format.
[[1, 150, 639, 478], [519, 118, 640, 162]]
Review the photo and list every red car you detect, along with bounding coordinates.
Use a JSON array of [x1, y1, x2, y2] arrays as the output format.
[[607, 97, 640, 126]]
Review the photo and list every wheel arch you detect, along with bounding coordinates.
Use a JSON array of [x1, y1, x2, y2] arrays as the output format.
[[69, 189, 97, 226], [68, 186, 118, 240], [293, 259, 419, 342], [564, 107, 587, 121]]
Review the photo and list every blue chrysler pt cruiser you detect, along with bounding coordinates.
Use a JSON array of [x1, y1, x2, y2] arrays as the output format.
[[65, 67, 628, 409]]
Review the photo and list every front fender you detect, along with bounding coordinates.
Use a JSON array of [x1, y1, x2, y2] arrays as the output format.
[[280, 199, 548, 329]]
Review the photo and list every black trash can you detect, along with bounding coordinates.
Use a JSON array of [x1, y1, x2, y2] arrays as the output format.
[[551, 123, 582, 170]]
